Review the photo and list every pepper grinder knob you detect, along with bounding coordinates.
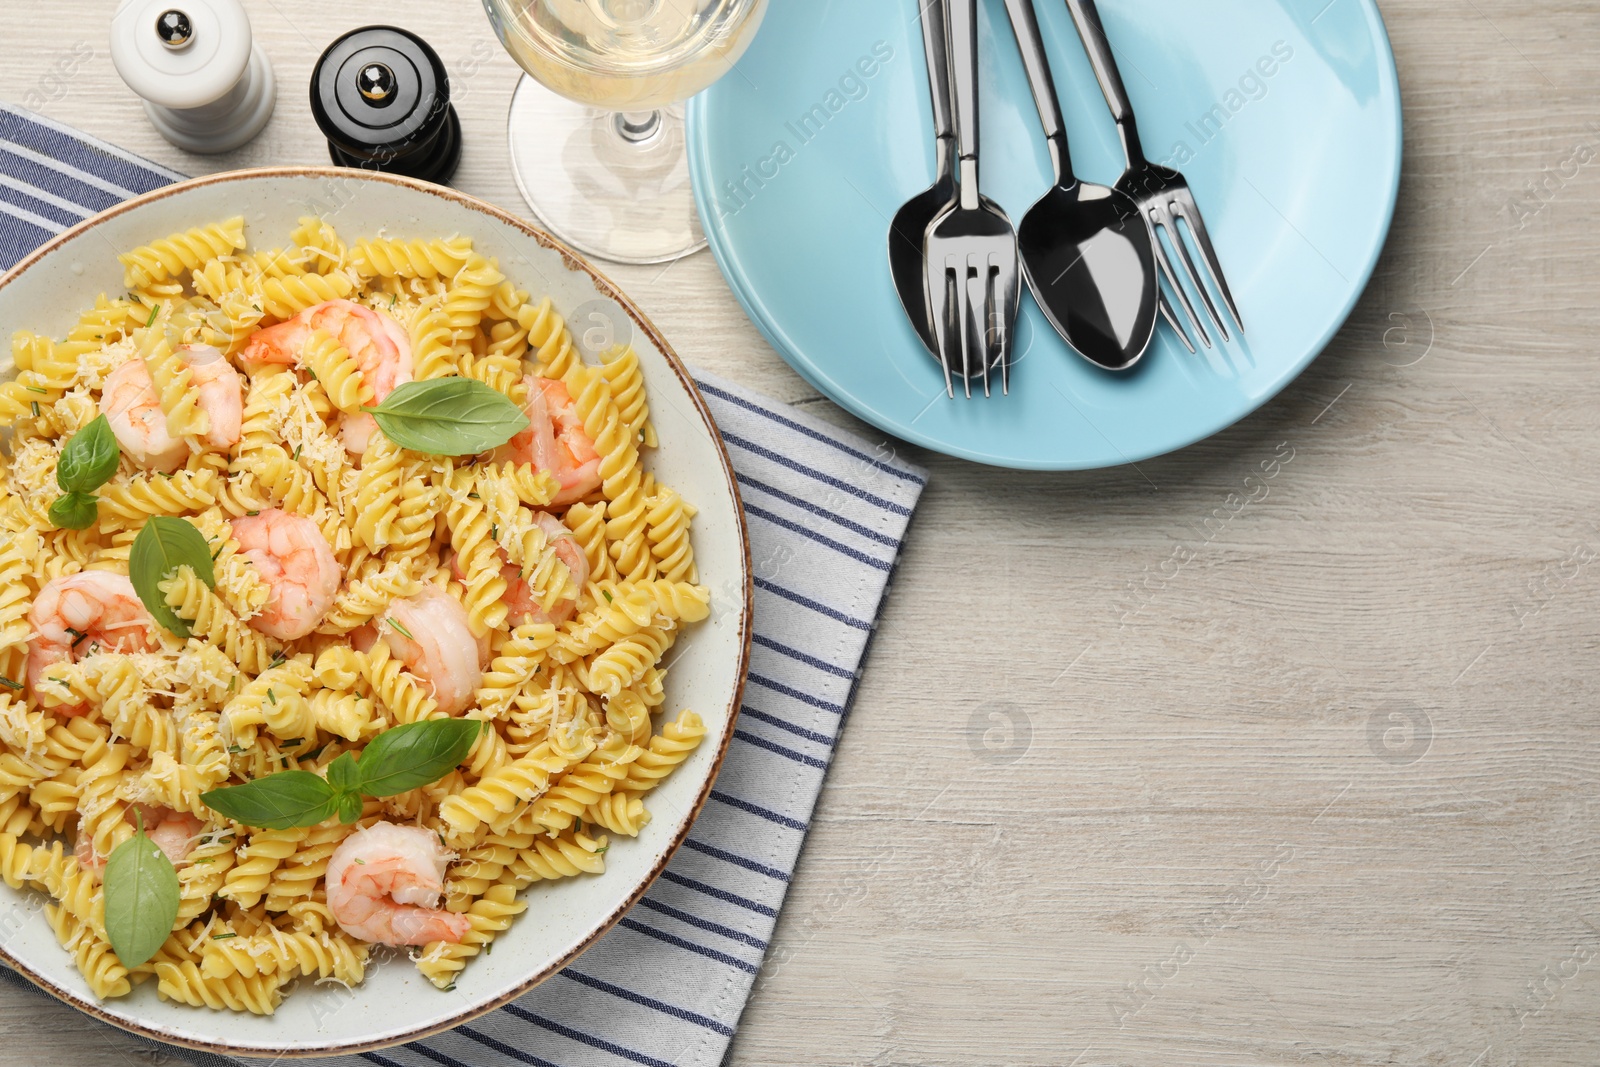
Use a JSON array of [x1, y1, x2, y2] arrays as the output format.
[[311, 26, 462, 185], [110, 0, 276, 154]]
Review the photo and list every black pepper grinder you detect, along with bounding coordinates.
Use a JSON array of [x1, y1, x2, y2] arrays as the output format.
[[310, 25, 461, 184]]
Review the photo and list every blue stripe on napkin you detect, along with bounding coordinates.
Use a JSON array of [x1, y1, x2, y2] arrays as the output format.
[[0, 101, 927, 1066]]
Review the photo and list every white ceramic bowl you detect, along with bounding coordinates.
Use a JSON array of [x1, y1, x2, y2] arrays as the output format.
[[0, 168, 753, 1057]]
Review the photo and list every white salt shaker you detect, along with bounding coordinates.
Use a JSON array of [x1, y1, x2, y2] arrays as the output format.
[[110, 0, 275, 153]]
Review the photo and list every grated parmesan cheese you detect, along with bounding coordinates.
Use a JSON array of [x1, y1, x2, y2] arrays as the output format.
[[76, 335, 137, 393]]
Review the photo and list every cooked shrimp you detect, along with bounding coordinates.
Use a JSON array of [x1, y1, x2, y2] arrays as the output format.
[[74, 805, 204, 873], [495, 376, 602, 506], [140, 805, 206, 863], [99, 346, 243, 470], [229, 509, 342, 640], [27, 572, 157, 714], [325, 821, 471, 946], [100, 357, 184, 472], [454, 512, 589, 626], [240, 299, 413, 455], [177, 343, 244, 451], [366, 587, 484, 716]]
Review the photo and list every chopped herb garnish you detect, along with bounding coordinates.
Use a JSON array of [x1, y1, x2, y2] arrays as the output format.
[[0, 677, 23, 691], [353, 858, 365, 865], [387, 618, 414, 640], [268, 651, 287, 669], [147, 304, 161, 327], [227, 743, 245, 755], [65, 627, 87, 647], [246, 510, 260, 516], [280, 737, 303, 748], [202, 720, 479, 830], [594, 844, 609, 854], [293, 445, 302, 461], [601, 589, 613, 603], [211, 543, 224, 560], [491, 524, 498, 541], [266, 689, 276, 705], [467, 492, 480, 500], [29, 401, 39, 417], [440, 983, 456, 992], [211, 932, 238, 940], [301, 743, 328, 762], [25, 385, 46, 394]]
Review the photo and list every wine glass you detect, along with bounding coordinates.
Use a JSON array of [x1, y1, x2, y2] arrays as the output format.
[[482, 0, 769, 264]]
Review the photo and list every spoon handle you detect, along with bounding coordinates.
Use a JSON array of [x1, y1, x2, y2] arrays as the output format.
[[1000, 0, 1073, 183], [1063, 0, 1147, 163], [946, 0, 981, 207], [917, 0, 955, 145]]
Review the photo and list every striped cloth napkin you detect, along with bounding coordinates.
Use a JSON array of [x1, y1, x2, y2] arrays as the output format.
[[0, 102, 928, 1066]]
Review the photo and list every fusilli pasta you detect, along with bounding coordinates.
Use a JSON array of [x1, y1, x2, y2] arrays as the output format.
[[0, 216, 713, 1015]]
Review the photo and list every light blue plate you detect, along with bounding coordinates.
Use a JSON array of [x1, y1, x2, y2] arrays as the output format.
[[686, 0, 1402, 469]]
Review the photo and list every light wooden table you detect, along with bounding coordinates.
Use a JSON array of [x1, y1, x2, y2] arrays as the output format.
[[2, 2, 1598, 1064]]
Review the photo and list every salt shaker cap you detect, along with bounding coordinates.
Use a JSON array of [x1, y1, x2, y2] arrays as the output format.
[[110, 0, 253, 110]]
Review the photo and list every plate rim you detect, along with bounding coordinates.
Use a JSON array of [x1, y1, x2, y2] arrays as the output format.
[[0, 165, 756, 1058], [686, 0, 1405, 471]]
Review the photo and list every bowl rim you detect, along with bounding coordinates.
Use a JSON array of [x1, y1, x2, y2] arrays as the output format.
[[0, 165, 755, 1058]]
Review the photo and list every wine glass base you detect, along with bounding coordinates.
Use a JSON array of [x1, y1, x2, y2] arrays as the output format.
[[506, 74, 707, 265]]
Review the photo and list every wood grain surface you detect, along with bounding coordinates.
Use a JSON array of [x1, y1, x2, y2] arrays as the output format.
[[0, 1, 1597, 1064]]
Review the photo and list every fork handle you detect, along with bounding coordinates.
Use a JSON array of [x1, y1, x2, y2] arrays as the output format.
[[947, 0, 981, 207], [1001, 0, 1074, 184], [1063, 0, 1148, 163], [918, 0, 955, 144]]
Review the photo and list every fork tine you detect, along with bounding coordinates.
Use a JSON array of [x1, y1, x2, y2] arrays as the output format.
[[1170, 195, 1243, 336], [1159, 291, 1195, 354], [970, 267, 991, 397], [1151, 220, 1211, 350], [956, 259, 974, 398], [992, 251, 1018, 395], [928, 256, 956, 398], [1165, 199, 1230, 343]]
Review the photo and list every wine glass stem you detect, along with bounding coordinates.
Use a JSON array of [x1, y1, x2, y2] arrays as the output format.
[[614, 109, 663, 145]]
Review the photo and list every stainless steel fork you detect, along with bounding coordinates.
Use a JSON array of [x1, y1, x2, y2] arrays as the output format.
[[1064, 0, 1243, 348], [924, 0, 1021, 397]]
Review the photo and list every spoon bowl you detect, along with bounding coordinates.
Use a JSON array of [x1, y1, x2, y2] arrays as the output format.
[[1000, 0, 1158, 371], [889, 175, 952, 355], [1018, 180, 1157, 370]]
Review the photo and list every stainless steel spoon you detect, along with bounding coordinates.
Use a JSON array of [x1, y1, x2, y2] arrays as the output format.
[[1000, 0, 1158, 371], [888, 0, 1005, 373]]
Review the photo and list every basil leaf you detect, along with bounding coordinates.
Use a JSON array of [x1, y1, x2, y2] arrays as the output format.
[[48, 492, 98, 531], [325, 751, 360, 796], [201, 771, 337, 829], [130, 516, 217, 638], [363, 379, 529, 456], [350, 719, 481, 797], [103, 828, 179, 968], [55, 415, 120, 494], [337, 792, 364, 824]]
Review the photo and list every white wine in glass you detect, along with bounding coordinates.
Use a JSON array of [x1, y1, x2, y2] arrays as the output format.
[[483, 0, 769, 264]]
